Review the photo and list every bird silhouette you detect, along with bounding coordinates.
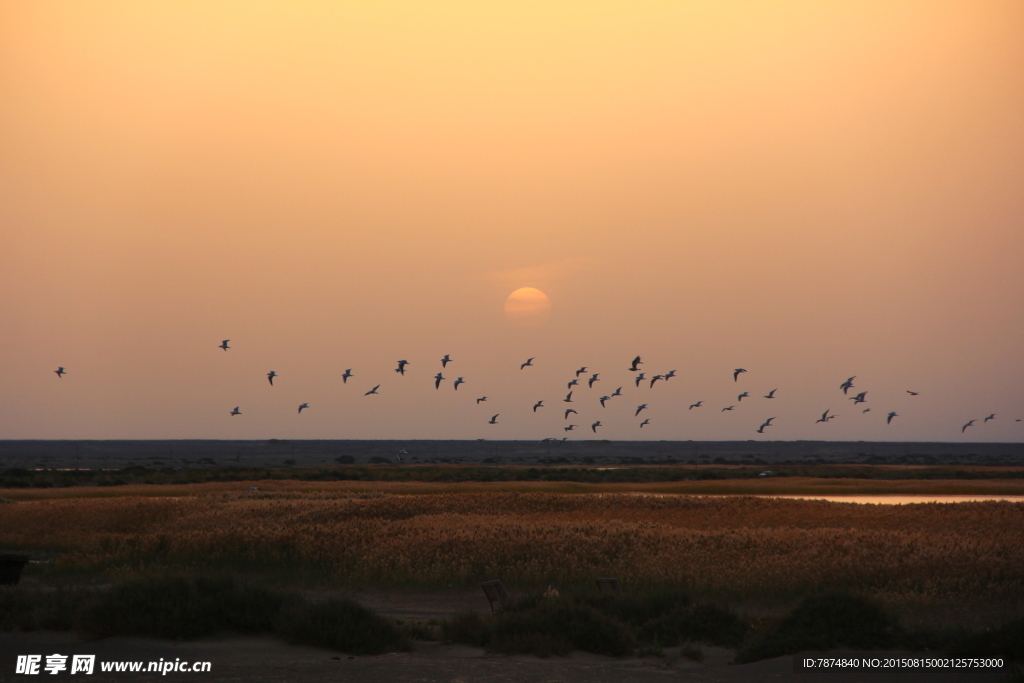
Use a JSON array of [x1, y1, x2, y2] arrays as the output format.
[[764, 389, 777, 399], [533, 401, 544, 412], [489, 414, 499, 424], [564, 408, 577, 419], [722, 406, 735, 412], [219, 340, 230, 351], [906, 390, 919, 396], [476, 396, 487, 404], [635, 404, 648, 417], [441, 354, 452, 368], [588, 373, 600, 388], [962, 419, 976, 433], [634, 373, 646, 388], [267, 371, 277, 386], [521, 358, 535, 370], [629, 356, 643, 371], [395, 360, 410, 375], [591, 421, 602, 432], [599, 396, 610, 408], [453, 377, 465, 390], [575, 366, 587, 377], [850, 391, 868, 405], [434, 373, 444, 389], [840, 377, 856, 394], [650, 375, 664, 388], [364, 385, 380, 396], [816, 409, 831, 423], [230, 407, 241, 416], [887, 411, 898, 424], [640, 419, 650, 428], [689, 401, 703, 410], [298, 403, 309, 414], [737, 392, 749, 401], [733, 368, 747, 381], [54, 367, 66, 378], [563, 391, 573, 403], [341, 369, 353, 383], [984, 414, 996, 423]]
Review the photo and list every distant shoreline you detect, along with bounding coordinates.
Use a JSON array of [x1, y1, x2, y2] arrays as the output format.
[[2, 439, 1020, 471]]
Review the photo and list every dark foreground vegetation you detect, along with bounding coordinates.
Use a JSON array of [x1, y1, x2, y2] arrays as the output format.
[[4, 463, 1024, 488], [0, 577, 411, 655], [2, 577, 1021, 663]]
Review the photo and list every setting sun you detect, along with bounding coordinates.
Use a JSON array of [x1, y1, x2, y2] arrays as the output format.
[[503, 287, 552, 326]]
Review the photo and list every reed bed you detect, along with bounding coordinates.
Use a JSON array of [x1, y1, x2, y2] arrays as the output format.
[[3, 492, 1023, 606]]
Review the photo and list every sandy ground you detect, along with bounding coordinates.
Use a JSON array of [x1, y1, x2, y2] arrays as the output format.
[[0, 632, 1012, 683]]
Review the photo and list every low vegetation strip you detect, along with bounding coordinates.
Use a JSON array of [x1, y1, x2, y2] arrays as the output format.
[[3, 493, 1023, 606], [0, 577, 409, 655], [3, 578, 1020, 662], [3, 464, 1024, 490], [3, 477, 1024, 502]]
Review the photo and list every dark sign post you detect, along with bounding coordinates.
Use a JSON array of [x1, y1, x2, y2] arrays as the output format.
[[0, 555, 29, 585], [480, 580, 509, 615]]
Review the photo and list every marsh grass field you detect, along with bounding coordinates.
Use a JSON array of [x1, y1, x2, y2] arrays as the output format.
[[3, 462, 1024, 678]]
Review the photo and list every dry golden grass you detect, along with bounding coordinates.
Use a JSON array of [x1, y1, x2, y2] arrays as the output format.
[[3, 490, 1023, 609]]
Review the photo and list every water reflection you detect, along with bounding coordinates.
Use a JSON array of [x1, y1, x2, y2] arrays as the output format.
[[766, 495, 1024, 505]]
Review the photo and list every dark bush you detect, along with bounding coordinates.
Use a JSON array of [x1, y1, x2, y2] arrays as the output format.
[[276, 597, 410, 655], [902, 617, 1024, 659], [592, 588, 691, 626], [440, 612, 491, 647], [490, 598, 634, 657], [78, 577, 286, 639], [736, 593, 898, 663], [637, 602, 748, 647]]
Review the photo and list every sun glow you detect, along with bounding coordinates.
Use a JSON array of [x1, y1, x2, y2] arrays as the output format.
[[504, 287, 551, 326]]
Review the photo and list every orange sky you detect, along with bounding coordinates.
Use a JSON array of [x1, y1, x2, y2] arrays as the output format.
[[2, 1, 1022, 441]]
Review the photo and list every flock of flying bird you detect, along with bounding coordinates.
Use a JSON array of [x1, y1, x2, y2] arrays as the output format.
[[50, 343, 1021, 437]]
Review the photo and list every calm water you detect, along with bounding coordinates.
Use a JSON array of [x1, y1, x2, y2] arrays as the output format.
[[765, 494, 1024, 505]]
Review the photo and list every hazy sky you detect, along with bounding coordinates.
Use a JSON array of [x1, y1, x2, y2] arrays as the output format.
[[2, 1, 1022, 441]]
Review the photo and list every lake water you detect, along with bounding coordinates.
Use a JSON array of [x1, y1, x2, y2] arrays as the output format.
[[764, 494, 1024, 505]]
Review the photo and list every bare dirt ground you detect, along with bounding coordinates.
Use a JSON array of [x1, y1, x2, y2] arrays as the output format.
[[0, 631, 1010, 683]]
